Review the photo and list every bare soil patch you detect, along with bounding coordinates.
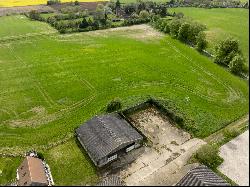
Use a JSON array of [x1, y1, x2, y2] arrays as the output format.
[[49, 1, 108, 12], [0, 5, 55, 16], [84, 24, 164, 41]]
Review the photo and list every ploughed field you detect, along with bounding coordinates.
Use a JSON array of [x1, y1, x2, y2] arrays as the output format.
[[169, 8, 249, 64], [0, 0, 107, 7], [0, 15, 248, 185]]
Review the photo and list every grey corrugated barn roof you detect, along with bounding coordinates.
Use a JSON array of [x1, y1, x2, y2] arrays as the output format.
[[175, 165, 230, 186], [96, 175, 125, 186], [76, 113, 143, 165]]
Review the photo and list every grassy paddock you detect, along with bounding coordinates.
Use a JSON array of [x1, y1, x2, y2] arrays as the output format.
[[169, 8, 249, 64], [43, 138, 98, 185]]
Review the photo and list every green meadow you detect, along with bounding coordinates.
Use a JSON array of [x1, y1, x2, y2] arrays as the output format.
[[169, 8, 249, 64], [0, 15, 248, 185]]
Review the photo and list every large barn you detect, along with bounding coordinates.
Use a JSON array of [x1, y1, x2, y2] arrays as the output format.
[[76, 113, 143, 167]]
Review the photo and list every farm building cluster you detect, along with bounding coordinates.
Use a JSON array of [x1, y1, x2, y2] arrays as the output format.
[[14, 103, 230, 186]]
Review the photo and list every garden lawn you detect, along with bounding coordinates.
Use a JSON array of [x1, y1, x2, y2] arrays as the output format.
[[43, 138, 98, 185], [0, 157, 22, 185], [169, 8, 249, 64], [0, 16, 248, 185]]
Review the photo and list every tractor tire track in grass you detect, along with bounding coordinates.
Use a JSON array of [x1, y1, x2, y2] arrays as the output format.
[[3, 35, 97, 127], [8, 45, 56, 108], [164, 39, 241, 104]]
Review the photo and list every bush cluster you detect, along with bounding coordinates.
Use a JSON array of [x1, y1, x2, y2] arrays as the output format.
[[166, 0, 247, 9], [47, 0, 61, 6], [214, 37, 247, 75], [106, 98, 122, 112], [151, 16, 207, 52], [195, 144, 223, 169]]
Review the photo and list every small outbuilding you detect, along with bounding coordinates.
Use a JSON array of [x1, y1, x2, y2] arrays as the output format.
[[175, 165, 230, 186], [96, 175, 125, 186], [17, 156, 48, 186], [76, 113, 143, 167]]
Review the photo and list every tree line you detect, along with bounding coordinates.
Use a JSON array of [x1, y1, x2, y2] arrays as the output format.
[[27, 0, 248, 77]]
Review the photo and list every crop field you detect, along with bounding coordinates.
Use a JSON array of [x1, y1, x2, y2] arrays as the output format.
[[0, 15, 248, 185], [0, 0, 107, 7], [169, 8, 249, 64]]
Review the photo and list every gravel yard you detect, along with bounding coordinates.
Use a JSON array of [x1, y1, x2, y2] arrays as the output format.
[[118, 107, 206, 186]]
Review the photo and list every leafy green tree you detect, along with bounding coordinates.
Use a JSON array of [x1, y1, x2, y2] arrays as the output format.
[[124, 3, 137, 15], [47, 0, 60, 5], [79, 17, 89, 29], [115, 0, 121, 16], [74, 0, 79, 6], [196, 31, 207, 52], [29, 10, 42, 21], [229, 54, 245, 75], [187, 22, 206, 45], [214, 37, 241, 66], [162, 20, 170, 33], [177, 22, 191, 43], [169, 18, 183, 38]]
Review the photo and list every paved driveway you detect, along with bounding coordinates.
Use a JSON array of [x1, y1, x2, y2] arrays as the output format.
[[218, 130, 249, 186]]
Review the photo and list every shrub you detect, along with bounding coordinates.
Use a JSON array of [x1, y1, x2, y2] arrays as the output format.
[[196, 31, 207, 52], [139, 10, 150, 20], [175, 12, 184, 19], [195, 144, 223, 169], [229, 54, 245, 75], [223, 128, 241, 141], [37, 152, 45, 160], [131, 12, 139, 19], [106, 98, 122, 112]]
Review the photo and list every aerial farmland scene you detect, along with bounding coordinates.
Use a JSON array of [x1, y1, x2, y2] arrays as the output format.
[[0, 0, 249, 186]]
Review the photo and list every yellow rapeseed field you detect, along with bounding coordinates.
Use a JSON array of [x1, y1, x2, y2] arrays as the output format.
[[0, 0, 107, 7]]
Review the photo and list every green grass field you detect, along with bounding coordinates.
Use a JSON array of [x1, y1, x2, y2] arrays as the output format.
[[0, 15, 57, 38], [169, 8, 249, 64], [0, 15, 248, 185]]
